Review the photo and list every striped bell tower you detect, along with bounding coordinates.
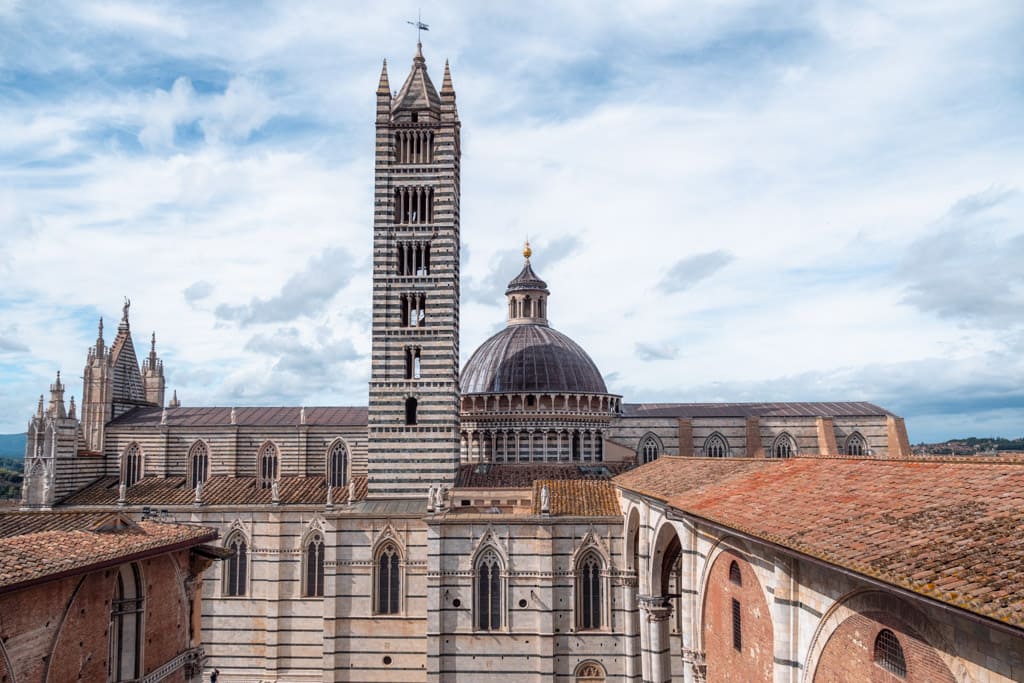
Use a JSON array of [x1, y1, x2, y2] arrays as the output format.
[[367, 43, 462, 497]]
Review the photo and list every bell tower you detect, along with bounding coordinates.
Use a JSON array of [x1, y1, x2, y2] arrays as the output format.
[[367, 43, 462, 497]]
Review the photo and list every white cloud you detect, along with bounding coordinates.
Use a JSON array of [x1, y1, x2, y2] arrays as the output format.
[[1, 1, 1022, 441]]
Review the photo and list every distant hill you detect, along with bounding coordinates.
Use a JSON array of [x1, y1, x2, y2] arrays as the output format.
[[914, 436, 1024, 456], [0, 433, 25, 461], [0, 434, 23, 500]]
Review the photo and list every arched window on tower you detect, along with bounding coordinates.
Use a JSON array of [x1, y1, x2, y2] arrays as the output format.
[[375, 542, 401, 614], [188, 441, 209, 489], [327, 440, 348, 488], [475, 548, 504, 631], [639, 434, 660, 464], [109, 563, 144, 682], [845, 431, 867, 456], [304, 532, 325, 597], [576, 551, 604, 630], [223, 532, 248, 597], [258, 442, 279, 489], [874, 629, 907, 678], [121, 443, 142, 487], [772, 432, 797, 458], [703, 433, 729, 457]]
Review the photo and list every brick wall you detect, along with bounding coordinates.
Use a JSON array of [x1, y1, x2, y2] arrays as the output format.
[[702, 550, 773, 683], [0, 549, 194, 683], [813, 610, 955, 683]]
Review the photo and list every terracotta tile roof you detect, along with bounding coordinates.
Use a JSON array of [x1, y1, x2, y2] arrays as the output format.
[[456, 463, 633, 488], [108, 405, 368, 427], [58, 474, 369, 507], [0, 512, 216, 592], [532, 479, 620, 517], [616, 456, 1024, 628], [621, 401, 891, 418]]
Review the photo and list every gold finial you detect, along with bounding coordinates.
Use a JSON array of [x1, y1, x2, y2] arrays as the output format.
[[523, 240, 532, 259]]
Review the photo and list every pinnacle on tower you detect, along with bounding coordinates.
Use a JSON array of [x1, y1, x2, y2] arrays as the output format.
[[68, 395, 76, 419], [36, 394, 44, 418], [377, 59, 390, 94]]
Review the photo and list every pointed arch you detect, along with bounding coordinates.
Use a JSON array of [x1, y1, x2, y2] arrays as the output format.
[[373, 539, 403, 615], [576, 546, 606, 630], [109, 563, 144, 681], [223, 528, 249, 597], [638, 432, 662, 464], [771, 432, 797, 458], [257, 441, 279, 489], [187, 440, 209, 489], [326, 438, 350, 487], [474, 544, 506, 631], [844, 431, 867, 456], [303, 531, 325, 597], [702, 432, 730, 458], [120, 442, 143, 486]]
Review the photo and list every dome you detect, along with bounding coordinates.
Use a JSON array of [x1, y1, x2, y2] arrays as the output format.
[[461, 324, 608, 395]]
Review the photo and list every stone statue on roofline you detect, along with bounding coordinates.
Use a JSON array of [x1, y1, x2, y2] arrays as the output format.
[[348, 480, 356, 505], [122, 297, 130, 322], [427, 485, 436, 513], [540, 484, 550, 515], [271, 479, 280, 504]]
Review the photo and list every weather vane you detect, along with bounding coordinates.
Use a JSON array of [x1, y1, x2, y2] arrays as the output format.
[[407, 10, 429, 43]]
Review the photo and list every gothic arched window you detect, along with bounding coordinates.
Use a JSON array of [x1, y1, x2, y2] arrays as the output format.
[[109, 563, 143, 682], [874, 629, 907, 677], [845, 431, 867, 456], [375, 543, 401, 614], [327, 440, 348, 487], [188, 441, 209, 489], [258, 442, 278, 489], [729, 560, 742, 586], [772, 432, 796, 458], [639, 434, 660, 464], [576, 551, 604, 630], [121, 443, 142, 487], [304, 533, 325, 598], [475, 548, 503, 631], [703, 433, 729, 458], [224, 533, 248, 597]]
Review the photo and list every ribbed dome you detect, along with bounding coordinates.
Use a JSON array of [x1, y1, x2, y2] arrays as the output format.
[[461, 324, 608, 394]]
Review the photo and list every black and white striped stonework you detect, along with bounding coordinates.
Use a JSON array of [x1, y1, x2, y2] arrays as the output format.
[[367, 51, 462, 497]]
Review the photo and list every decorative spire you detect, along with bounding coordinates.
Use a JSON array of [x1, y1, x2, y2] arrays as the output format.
[[36, 394, 44, 418], [169, 389, 180, 408], [523, 240, 532, 260], [95, 317, 105, 357], [68, 395, 76, 420], [415, 41, 424, 63], [377, 59, 390, 94], [441, 60, 455, 95]]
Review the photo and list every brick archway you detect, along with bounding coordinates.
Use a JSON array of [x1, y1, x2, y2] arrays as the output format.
[[700, 549, 773, 683]]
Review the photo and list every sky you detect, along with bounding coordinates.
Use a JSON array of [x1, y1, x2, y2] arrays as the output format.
[[1, 1, 1023, 442]]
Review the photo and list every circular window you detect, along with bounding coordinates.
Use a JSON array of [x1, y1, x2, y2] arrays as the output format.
[[452, 598, 461, 608], [383, 656, 393, 665], [518, 599, 527, 608]]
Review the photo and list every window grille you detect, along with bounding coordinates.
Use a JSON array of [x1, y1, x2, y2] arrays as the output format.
[[476, 549, 503, 631], [376, 543, 401, 614], [874, 629, 907, 677], [731, 598, 742, 651]]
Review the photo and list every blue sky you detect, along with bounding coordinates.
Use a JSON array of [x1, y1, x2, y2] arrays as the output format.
[[1, 1, 1023, 442]]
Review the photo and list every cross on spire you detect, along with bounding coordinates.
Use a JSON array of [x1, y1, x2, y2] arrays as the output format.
[[407, 10, 429, 43]]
